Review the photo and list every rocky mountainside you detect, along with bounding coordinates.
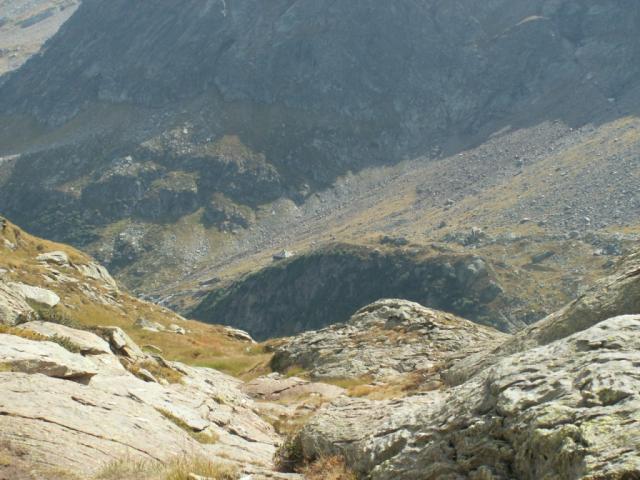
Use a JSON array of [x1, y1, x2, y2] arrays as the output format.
[[0, 0, 79, 76], [270, 299, 509, 381], [191, 244, 513, 340], [0, 216, 274, 378], [0, 218, 337, 479], [296, 314, 640, 479], [273, 247, 640, 479], [0, 221, 639, 479], [0, 0, 639, 312]]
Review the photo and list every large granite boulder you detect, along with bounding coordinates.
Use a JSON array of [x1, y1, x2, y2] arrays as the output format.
[[271, 299, 509, 380], [0, 334, 97, 379]]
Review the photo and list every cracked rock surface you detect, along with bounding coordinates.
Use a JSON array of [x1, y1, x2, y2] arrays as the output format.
[[0, 326, 285, 478], [298, 315, 640, 480], [271, 299, 509, 380]]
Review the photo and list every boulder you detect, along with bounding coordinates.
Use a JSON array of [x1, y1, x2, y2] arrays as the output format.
[[96, 326, 147, 361], [0, 281, 34, 325], [74, 263, 118, 290], [271, 299, 509, 380], [0, 334, 97, 379], [223, 326, 256, 343], [8, 282, 60, 308], [135, 317, 166, 332], [168, 323, 187, 335], [17, 321, 112, 355], [36, 251, 70, 266]]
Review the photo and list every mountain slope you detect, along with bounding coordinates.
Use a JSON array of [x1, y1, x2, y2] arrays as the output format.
[[0, 216, 270, 377], [1, 0, 640, 301], [0, 0, 80, 76]]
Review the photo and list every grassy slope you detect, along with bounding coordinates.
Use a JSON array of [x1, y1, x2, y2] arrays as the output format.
[[0, 218, 271, 378]]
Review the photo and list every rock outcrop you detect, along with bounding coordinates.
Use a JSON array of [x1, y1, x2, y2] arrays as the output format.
[[0, 217, 303, 479], [447, 249, 640, 385], [296, 315, 640, 480], [192, 245, 511, 340], [271, 299, 509, 381], [0, 333, 97, 379], [0, 323, 283, 478], [8, 282, 60, 308], [0, 281, 34, 325]]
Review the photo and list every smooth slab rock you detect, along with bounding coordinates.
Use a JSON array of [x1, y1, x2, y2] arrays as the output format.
[[0, 281, 34, 325], [0, 334, 97, 379], [242, 374, 345, 401], [0, 327, 283, 476], [36, 251, 70, 266], [272, 299, 509, 380], [74, 262, 119, 290], [8, 282, 60, 308], [0, 372, 206, 476], [298, 315, 640, 480], [18, 321, 112, 355], [87, 360, 280, 468]]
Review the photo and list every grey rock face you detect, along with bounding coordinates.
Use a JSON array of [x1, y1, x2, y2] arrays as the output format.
[[298, 315, 640, 480], [0, 281, 34, 325], [271, 299, 509, 380], [192, 245, 512, 340], [5, 1, 639, 136], [447, 249, 640, 385], [0, 333, 97, 379], [2, 0, 640, 263]]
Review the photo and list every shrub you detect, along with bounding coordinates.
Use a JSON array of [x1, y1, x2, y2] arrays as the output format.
[[50, 334, 83, 354], [274, 434, 304, 472], [28, 304, 84, 330]]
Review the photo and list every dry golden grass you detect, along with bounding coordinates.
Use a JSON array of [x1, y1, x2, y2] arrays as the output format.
[[302, 456, 357, 480], [94, 455, 238, 480], [0, 324, 47, 341], [156, 408, 219, 444], [129, 360, 184, 384], [0, 218, 272, 379], [321, 375, 373, 390]]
